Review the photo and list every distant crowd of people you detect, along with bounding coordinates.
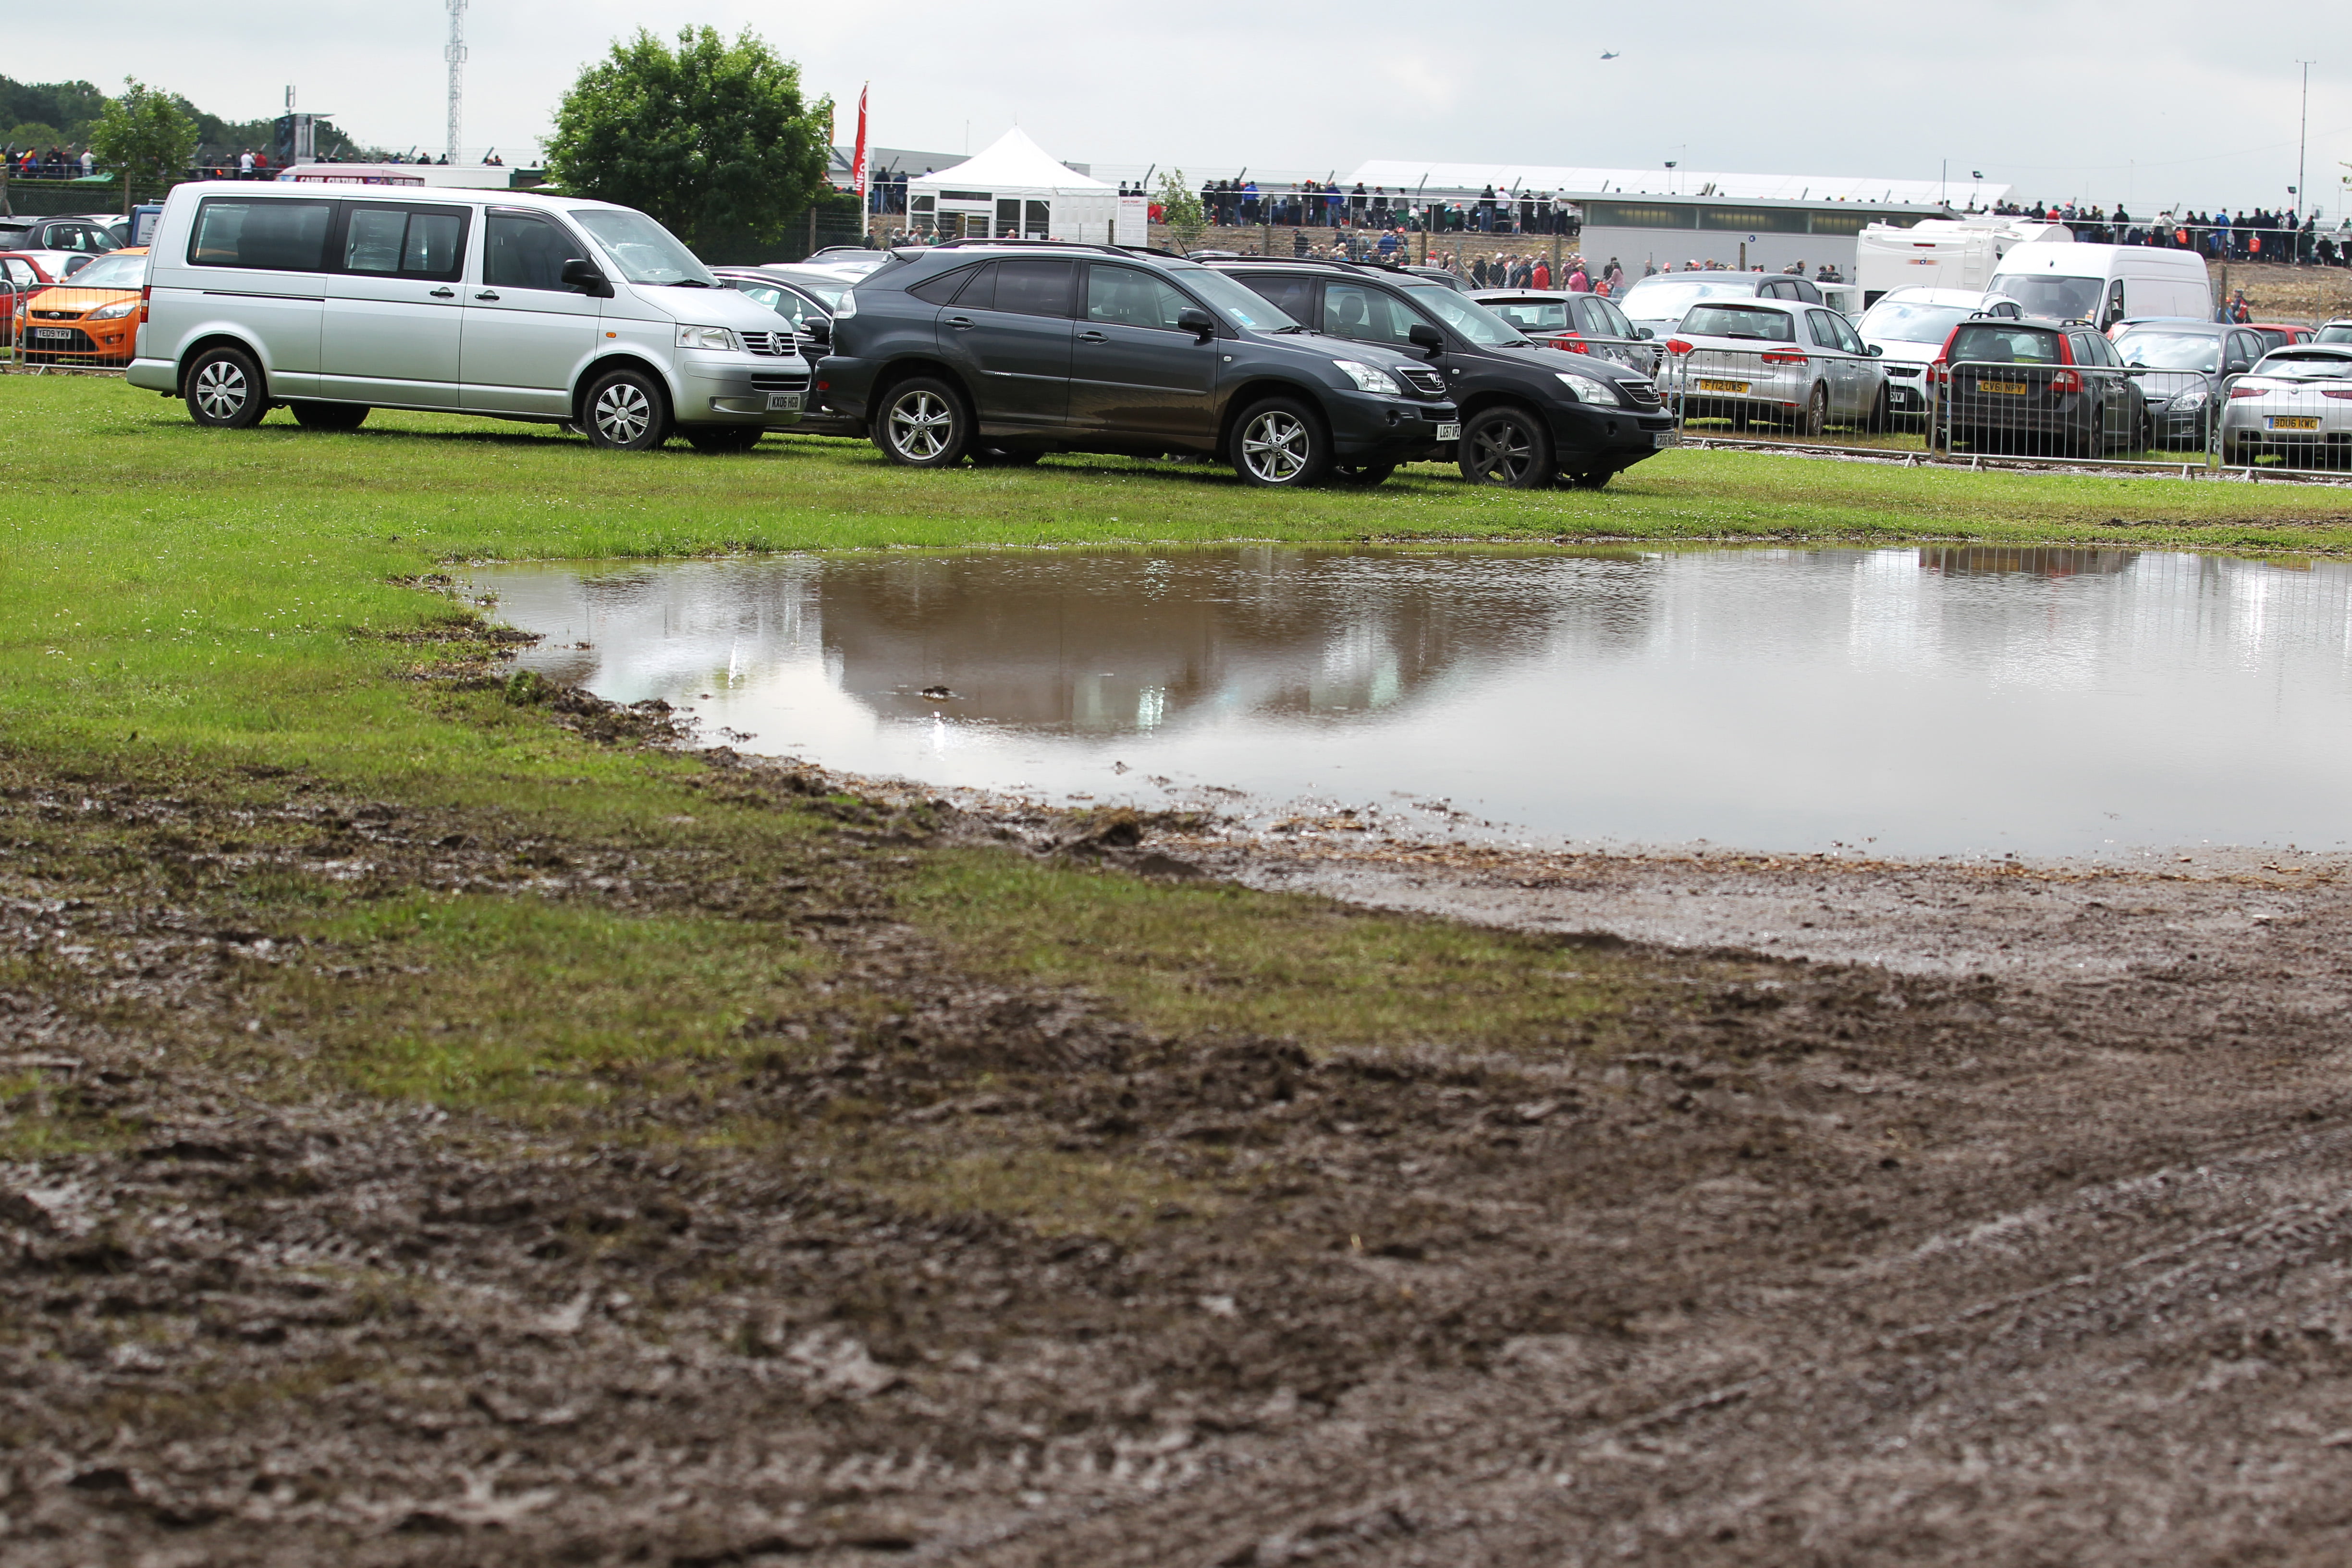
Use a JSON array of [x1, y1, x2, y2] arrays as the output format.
[[1985, 198, 2345, 264], [6, 145, 98, 179], [1179, 179, 1578, 235]]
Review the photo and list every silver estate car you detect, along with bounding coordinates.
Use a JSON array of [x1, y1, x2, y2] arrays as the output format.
[[1664, 298, 1890, 435], [130, 183, 808, 451]]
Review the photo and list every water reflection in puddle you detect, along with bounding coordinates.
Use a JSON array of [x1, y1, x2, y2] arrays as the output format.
[[476, 546, 2352, 858]]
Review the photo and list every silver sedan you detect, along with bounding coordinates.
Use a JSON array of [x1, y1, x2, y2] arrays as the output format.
[[1664, 299, 1891, 436]]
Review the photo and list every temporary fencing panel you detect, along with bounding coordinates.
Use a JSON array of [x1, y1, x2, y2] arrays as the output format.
[[1661, 344, 1888, 443], [1931, 357, 2144, 461]]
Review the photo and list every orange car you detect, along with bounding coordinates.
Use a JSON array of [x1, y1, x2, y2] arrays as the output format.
[[17, 245, 146, 366]]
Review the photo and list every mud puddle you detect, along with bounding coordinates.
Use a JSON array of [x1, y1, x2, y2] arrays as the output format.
[[476, 544, 2352, 860]]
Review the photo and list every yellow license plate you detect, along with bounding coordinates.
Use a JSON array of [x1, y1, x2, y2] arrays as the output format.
[[2268, 416, 2321, 430], [1976, 380, 2029, 395], [1696, 379, 1749, 394]]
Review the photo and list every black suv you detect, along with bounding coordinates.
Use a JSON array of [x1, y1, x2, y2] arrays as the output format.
[[814, 241, 1459, 486], [1205, 257, 1673, 488]]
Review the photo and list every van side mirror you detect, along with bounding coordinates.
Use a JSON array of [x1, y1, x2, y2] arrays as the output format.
[[1408, 322, 1445, 355], [1176, 306, 1216, 340], [560, 257, 612, 297]]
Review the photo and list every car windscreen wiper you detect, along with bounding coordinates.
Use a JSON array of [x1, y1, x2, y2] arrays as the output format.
[[665, 278, 718, 287]]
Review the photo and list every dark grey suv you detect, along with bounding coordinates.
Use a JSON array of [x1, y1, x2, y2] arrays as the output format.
[[813, 241, 1459, 486]]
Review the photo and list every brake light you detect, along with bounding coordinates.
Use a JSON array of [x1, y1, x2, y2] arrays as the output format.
[[2323, 389, 2352, 400], [2230, 385, 2267, 399], [1760, 351, 1809, 366], [2050, 370, 2080, 393], [1928, 356, 1949, 385], [1666, 337, 1693, 355]]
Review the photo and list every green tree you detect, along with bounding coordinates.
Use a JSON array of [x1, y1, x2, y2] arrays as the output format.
[[88, 78, 195, 203], [544, 26, 832, 264], [1157, 168, 1207, 251]]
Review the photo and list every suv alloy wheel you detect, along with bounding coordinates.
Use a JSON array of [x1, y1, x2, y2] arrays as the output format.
[[584, 367, 672, 451], [1233, 397, 1331, 487], [185, 345, 267, 429], [1459, 406, 1554, 488], [876, 378, 972, 467]]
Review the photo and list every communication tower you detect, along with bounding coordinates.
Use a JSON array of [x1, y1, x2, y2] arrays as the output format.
[[444, 0, 468, 163]]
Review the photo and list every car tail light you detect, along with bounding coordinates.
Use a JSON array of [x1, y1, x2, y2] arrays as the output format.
[[1760, 351, 1808, 366], [2230, 385, 2267, 399], [2050, 369, 2081, 393], [1666, 337, 1693, 355], [2323, 389, 2352, 401], [1928, 358, 1949, 385]]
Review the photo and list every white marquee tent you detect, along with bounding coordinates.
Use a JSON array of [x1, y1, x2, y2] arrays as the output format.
[[904, 128, 1142, 245]]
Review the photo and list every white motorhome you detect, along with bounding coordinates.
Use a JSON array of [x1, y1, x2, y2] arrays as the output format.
[[128, 181, 808, 450], [1855, 218, 2071, 307], [1985, 242, 2213, 331]]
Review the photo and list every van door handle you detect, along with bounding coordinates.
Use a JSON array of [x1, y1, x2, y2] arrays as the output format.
[[1077, 331, 1108, 343], [429, 286, 455, 298], [474, 290, 500, 301], [944, 314, 974, 330]]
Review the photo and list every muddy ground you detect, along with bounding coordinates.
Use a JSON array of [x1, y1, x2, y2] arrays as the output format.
[[8, 743, 2352, 1566]]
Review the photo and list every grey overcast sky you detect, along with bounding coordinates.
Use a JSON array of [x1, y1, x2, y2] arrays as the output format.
[[13, 0, 2347, 211]]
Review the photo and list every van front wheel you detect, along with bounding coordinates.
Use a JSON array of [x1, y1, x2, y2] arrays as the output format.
[[184, 345, 268, 429], [584, 367, 672, 451]]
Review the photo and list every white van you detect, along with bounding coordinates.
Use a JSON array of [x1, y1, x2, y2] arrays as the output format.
[[128, 182, 809, 450], [1984, 242, 2211, 332], [1855, 217, 2070, 307]]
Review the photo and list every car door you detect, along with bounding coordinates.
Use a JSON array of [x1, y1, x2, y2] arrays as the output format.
[[1806, 309, 1855, 416], [1067, 262, 1218, 444], [938, 258, 1077, 429], [320, 201, 470, 407], [1827, 311, 1881, 417], [460, 208, 602, 416]]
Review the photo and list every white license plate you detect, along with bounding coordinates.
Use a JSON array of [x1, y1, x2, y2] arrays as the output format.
[[31, 328, 74, 340], [1653, 431, 1677, 449], [766, 392, 803, 413], [2267, 416, 2321, 431], [1434, 422, 1460, 441]]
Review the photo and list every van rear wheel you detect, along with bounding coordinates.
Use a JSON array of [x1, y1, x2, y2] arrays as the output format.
[[290, 401, 368, 431], [583, 367, 672, 451], [184, 345, 267, 430]]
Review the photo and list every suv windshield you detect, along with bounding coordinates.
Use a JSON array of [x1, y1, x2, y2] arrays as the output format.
[[1987, 273, 2101, 321], [1682, 304, 1795, 341], [58, 251, 144, 289], [1180, 267, 1298, 331], [1948, 324, 2063, 365], [2115, 331, 2221, 372], [572, 208, 718, 286], [1401, 284, 1522, 347], [1860, 300, 1973, 344]]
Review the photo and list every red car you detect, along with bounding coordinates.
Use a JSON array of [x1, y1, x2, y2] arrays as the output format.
[[0, 251, 61, 349]]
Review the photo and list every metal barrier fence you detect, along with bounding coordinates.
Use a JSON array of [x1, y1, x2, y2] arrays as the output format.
[[1930, 357, 2159, 462], [2215, 369, 2352, 474]]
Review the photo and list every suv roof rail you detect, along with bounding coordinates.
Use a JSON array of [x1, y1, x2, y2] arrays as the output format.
[[1195, 253, 1386, 277]]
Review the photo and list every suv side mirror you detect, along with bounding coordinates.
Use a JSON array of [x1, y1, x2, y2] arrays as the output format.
[[1176, 306, 1216, 341], [560, 257, 612, 297], [1408, 322, 1445, 355]]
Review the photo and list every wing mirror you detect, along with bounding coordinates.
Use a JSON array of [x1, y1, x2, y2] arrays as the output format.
[[1176, 306, 1216, 341], [1868, 343, 1885, 356], [1635, 326, 1655, 340], [802, 317, 831, 345], [560, 257, 612, 297], [1408, 322, 1445, 356]]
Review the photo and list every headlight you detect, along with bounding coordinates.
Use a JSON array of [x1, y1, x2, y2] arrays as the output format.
[[2170, 385, 2210, 410], [87, 298, 137, 320], [1556, 372, 1622, 407], [1332, 359, 1402, 396], [675, 324, 740, 352]]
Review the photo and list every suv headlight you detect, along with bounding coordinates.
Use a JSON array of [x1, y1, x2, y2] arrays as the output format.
[[1556, 372, 1622, 407], [87, 298, 137, 320], [833, 288, 858, 319], [675, 324, 740, 352], [1332, 359, 1402, 396]]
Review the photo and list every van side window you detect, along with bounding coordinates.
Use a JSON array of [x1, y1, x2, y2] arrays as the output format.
[[189, 198, 335, 272], [344, 206, 468, 280], [484, 213, 588, 291]]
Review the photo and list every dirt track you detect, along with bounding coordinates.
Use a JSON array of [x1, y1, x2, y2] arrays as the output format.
[[8, 766, 2352, 1566]]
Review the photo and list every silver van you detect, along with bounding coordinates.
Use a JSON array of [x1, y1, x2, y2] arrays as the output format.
[[128, 182, 808, 450]]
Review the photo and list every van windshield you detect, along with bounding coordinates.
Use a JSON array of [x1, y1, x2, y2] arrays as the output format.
[[1987, 273, 2102, 321], [571, 209, 719, 286]]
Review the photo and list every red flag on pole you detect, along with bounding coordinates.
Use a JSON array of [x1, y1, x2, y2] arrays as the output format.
[[852, 84, 870, 213]]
